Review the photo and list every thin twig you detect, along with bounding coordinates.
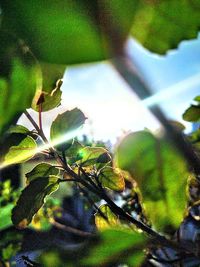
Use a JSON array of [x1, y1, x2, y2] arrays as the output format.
[[51, 220, 92, 237]]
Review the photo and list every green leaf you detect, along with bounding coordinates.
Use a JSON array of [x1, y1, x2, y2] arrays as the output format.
[[1, 134, 37, 167], [183, 105, 200, 122], [12, 176, 59, 229], [82, 228, 146, 266], [95, 204, 118, 230], [131, 1, 200, 54], [78, 146, 111, 167], [99, 166, 125, 192], [7, 125, 31, 135], [32, 63, 65, 112], [194, 95, 200, 102], [0, 1, 135, 64], [50, 108, 86, 150], [0, 32, 40, 136], [26, 163, 60, 184], [115, 131, 188, 231], [0, 203, 14, 230]]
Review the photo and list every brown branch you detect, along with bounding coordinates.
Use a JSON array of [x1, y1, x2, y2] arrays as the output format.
[[51, 220, 92, 237]]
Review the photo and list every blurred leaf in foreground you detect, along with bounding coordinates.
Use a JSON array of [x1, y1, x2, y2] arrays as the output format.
[[115, 130, 188, 232]]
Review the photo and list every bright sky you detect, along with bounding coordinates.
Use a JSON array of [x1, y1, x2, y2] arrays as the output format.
[[19, 35, 200, 144]]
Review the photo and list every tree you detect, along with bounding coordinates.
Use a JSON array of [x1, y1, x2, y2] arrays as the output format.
[[0, 1, 200, 266]]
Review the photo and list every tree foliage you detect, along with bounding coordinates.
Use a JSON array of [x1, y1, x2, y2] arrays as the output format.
[[0, 1, 200, 267]]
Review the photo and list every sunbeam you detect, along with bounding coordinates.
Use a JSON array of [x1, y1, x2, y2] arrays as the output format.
[[142, 72, 200, 107], [0, 128, 84, 170]]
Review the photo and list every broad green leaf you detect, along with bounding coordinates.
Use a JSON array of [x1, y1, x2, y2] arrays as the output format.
[[82, 228, 146, 266], [0, 1, 135, 64], [115, 131, 188, 231], [7, 125, 30, 135], [12, 176, 59, 229], [26, 163, 60, 184], [95, 204, 118, 230], [0, 203, 14, 230], [99, 166, 125, 192], [194, 95, 200, 102], [131, 1, 200, 54], [1, 133, 37, 167], [38, 229, 146, 266], [183, 105, 200, 122], [50, 108, 86, 150], [0, 32, 40, 136], [32, 63, 65, 112], [78, 146, 111, 167]]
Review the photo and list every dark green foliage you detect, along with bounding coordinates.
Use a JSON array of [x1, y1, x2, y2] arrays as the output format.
[[1, 2, 200, 266], [12, 176, 59, 229], [183, 96, 200, 122]]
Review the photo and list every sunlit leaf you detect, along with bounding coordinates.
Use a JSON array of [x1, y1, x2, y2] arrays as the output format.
[[0, 32, 40, 136], [183, 105, 200, 122], [95, 204, 118, 230], [7, 125, 30, 135], [82, 228, 146, 266], [0, 203, 14, 230], [32, 63, 65, 112], [1, 133, 37, 166], [78, 146, 111, 167], [50, 108, 87, 150], [26, 163, 60, 184], [12, 176, 59, 229], [194, 95, 200, 102], [131, 1, 200, 54], [115, 131, 188, 231], [0, 1, 136, 65], [99, 166, 125, 192]]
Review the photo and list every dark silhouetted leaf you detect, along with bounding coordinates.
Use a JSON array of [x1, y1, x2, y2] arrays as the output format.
[[26, 163, 60, 184], [12, 176, 59, 229], [99, 166, 125, 192], [50, 108, 86, 150], [115, 131, 188, 231]]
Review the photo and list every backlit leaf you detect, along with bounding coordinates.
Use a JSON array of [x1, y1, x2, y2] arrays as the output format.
[[131, 1, 200, 54], [26, 163, 60, 184], [95, 204, 118, 230], [99, 166, 125, 192], [12, 176, 59, 229], [50, 108, 86, 150], [115, 131, 188, 231], [1, 133, 37, 166], [78, 146, 111, 168], [32, 63, 65, 112]]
